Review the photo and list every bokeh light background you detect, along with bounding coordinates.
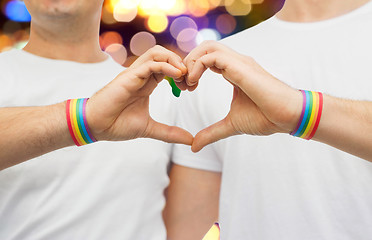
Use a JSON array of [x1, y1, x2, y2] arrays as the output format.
[[0, 0, 284, 237], [0, 0, 284, 67], [0, 0, 284, 240], [0, 0, 284, 239]]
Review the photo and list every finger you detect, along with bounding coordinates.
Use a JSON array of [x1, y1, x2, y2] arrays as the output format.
[[210, 66, 223, 74], [125, 62, 182, 92], [173, 76, 185, 83], [152, 50, 187, 75], [145, 119, 194, 145], [136, 62, 183, 82], [154, 73, 166, 83], [232, 86, 239, 102], [191, 116, 237, 153], [174, 80, 189, 91], [187, 81, 198, 92], [183, 41, 221, 73], [133, 45, 187, 73], [138, 78, 159, 96], [187, 51, 228, 86], [175, 77, 198, 91]]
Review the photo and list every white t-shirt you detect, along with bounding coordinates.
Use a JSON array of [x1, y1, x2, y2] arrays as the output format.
[[173, 1, 372, 239], [0, 50, 177, 240]]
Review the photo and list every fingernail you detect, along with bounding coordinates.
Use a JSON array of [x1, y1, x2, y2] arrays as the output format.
[[187, 81, 197, 87]]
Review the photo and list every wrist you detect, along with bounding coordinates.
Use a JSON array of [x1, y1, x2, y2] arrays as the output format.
[[54, 101, 76, 147], [269, 88, 303, 134], [290, 90, 324, 140], [66, 98, 98, 146], [287, 89, 304, 133]]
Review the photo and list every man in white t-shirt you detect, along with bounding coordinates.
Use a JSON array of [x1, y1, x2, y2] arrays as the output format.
[[165, 0, 372, 239], [0, 0, 192, 239]]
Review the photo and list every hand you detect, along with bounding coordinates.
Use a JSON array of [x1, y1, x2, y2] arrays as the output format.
[[181, 41, 302, 152], [86, 45, 193, 145]]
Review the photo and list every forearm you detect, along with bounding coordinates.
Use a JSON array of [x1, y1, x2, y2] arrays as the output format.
[[313, 95, 372, 161], [0, 102, 73, 170]]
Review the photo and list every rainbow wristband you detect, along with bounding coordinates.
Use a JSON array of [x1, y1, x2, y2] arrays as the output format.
[[290, 90, 323, 140], [66, 98, 97, 146]]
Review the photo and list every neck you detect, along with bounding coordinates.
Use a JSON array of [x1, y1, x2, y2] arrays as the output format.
[[276, 0, 371, 22], [23, 15, 107, 63]]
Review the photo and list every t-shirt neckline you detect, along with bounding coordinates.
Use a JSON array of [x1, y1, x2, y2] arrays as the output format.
[[16, 49, 116, 69], [272, 0, 372, 29]]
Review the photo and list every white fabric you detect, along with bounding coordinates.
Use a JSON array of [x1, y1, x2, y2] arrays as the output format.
[[0, 50, 177, 240], [173, 1, 372, 239]]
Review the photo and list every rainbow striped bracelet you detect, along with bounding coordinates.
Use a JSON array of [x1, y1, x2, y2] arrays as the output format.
[[290, 90, 324, 140], [66, 98, 97, 146]]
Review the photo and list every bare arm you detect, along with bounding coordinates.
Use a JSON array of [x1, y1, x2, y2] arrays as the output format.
[[180, 40, 372, 162], [0, 103, 72, 170], [0, 46, 193, 170], [314, 96, 372, 161], [164, 164, 221, 240]]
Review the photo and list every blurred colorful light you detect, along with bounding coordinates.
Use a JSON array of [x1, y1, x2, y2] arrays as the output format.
[[13, 40, 28, 49], [0, 34, 12, 52], [196, 28, 221, 45], [248, 0, 265, 3], [147, 14, 169, 33], [167, 0, 187, 16], [114, 3, 138, 22], [101, 7, 117, 24], [202, 223, 220, 240], [4, 0, 31, 22], [209, 0, 223, 8], [177, 28, 198, 53], [188, 0, 211, 17], [130, 31, 156, 56], [170, 16, 198, 40], [113, 0, 138, 22], [0, 0, 276, 60], [216, 13, 237, 34], [225, 0, 252, 16], [100, 31, 123, 50], [105, 43, 128, 65]]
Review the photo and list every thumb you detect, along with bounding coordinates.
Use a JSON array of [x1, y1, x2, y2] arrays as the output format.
[[192, 116, 237, 153], [145, 118, 194, 145]]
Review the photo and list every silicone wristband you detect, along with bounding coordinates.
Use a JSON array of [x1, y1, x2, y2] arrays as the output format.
[[291, 90, 324, 140], [66, 98, 97, 146]]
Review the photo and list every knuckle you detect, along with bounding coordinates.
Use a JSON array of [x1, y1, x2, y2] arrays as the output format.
[[148, 45, 162, 55], [152, 45, 164, 53], [195, 58, 203, 66], [147, 62, 156, 71], [202, 40, 215, 46], [154, 44, 163, 50], [196, 57, 207, 68]]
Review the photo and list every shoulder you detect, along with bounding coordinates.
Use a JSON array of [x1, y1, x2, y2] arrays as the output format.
[[220, 16, 277, 53], [0, 50, 19, 79], [0, 49, 18, 68], [0, 50, 20, 105], [0, 49, 18, 59]]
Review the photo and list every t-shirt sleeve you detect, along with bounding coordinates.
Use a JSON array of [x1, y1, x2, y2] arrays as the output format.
[[171, 70, 233, 172]]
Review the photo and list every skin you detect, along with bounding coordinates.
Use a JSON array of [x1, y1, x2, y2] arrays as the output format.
[[23, 0, 107, 62], [0, 1, 193, 170], [183, 41, 372, 160], [164, 1, 372, 239], [276, 0, 371, 22], [163, 166, 221, 240]]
